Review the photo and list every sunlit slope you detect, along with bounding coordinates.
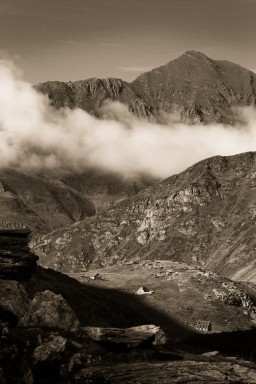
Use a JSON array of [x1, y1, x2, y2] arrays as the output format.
[[34, 151, 256, 283]]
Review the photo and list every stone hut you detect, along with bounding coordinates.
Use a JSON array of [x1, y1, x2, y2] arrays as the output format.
[[195, 320, 211, 332]]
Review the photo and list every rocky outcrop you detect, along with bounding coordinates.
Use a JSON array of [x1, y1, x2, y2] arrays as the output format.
[[211, 281, 256, 320], [19, 290, 80, 332], [0, 229, 38, 281]]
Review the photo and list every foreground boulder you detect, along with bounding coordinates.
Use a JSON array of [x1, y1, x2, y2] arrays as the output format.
[[0, 229, 38, 281], [19, 290, 80, 332], [0, 280, 30, 325]]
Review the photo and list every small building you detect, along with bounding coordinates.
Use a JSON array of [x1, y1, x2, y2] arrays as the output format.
[[195, 320, 211, 332]]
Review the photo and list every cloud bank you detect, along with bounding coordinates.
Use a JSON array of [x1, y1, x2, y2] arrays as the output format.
[[0, 60, 256, 179]]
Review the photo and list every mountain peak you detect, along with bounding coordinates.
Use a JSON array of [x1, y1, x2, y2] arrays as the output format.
[[182, 50, 212, 61]]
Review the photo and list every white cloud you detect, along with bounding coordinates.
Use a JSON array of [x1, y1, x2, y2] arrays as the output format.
[[0, 60, 256, 179]]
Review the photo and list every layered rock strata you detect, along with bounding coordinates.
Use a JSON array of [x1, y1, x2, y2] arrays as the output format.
[[0, 229, 38, 281]]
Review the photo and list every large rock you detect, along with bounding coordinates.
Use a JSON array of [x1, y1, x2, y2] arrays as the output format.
[[0, 280, 30, 325], [82, 324, 167, 348], [0, 229, 38, 281], [19, 290, 80, 331]]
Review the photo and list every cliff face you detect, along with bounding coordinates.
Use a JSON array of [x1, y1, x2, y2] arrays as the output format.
[[35, 51, 256, 124], [33, 151, 256, 283]]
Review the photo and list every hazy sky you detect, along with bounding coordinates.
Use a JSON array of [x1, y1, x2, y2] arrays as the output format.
[[1, 0, 256, 84]]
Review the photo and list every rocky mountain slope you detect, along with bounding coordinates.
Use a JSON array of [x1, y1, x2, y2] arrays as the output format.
[[0, 169, 95, 233], [35, 50, 256, 124], [33, 151, 256, 283]]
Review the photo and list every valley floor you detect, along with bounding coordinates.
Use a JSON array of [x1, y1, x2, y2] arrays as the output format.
[[69, 260, 256, 335]]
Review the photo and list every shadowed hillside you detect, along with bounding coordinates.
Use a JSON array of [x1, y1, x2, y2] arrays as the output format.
[[0, 168, 154, 234]]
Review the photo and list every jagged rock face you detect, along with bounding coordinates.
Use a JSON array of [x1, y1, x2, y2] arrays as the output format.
[[35, 51, 256, 124], [33, 152, 256, 283], [0, 229, 38, 281], [36, 77, 153, 121]]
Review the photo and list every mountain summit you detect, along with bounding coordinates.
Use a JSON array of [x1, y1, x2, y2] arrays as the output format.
[[36, 51, 256, 124]]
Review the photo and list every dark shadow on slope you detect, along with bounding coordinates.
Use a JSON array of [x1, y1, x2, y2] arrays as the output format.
[[23, 267, 256, 359], [187, 328, 256, 361], [23, 266, 194, 344]]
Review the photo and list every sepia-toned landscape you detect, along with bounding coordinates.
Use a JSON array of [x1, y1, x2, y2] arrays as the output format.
[[1, 1, 256, 383]]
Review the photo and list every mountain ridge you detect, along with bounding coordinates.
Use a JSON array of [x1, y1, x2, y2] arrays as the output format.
[[35, 50, 256, 124]]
